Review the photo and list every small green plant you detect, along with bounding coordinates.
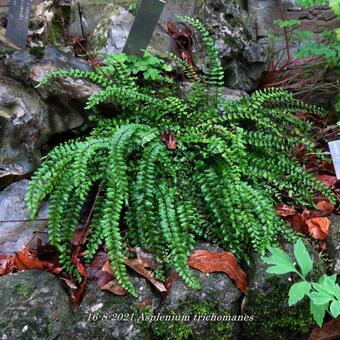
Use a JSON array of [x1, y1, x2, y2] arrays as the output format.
[[27, 17, 335, 296], [262, 238, 340, 326], [107, 50, 174, 83], [267, 0, 340, 111]]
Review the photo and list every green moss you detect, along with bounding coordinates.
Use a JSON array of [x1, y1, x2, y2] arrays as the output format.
[[135, 299, 233, 340], [43, 6, 70, 46], [244, 278, 315, 340], [13, 283, 30, 297], [29, 47, 44, 59]]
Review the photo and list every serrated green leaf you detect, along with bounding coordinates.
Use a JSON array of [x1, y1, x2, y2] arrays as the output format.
[[266, 265, 298, 275], [309, 291, 333, 305], [288, 281, 311, 306], [310, 301, 327, 327], [261, 246, 297, 275], [317, 275, 340, 300], [293, 238, 313, 277], [330, 300, 340, 318]]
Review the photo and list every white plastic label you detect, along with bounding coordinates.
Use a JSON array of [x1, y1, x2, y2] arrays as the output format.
[[328, 140, 340, 179]]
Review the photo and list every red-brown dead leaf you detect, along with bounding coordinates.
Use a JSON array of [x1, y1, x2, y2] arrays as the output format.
[[160, 132, 177, 150], [315, 175, 337, 188], [306, 217, 330, 240], [138, 298, 153, 310], [72, 278, 87, 311], [60, 277, 78, 290], [101, 279, 127, 296], [98, 271, 115, 287], [308, 317, 340, 340], [164, 271, 179, 291], [124, 258, 167, 293], [72, 254, 87, 278], [14, 247, 45, 270], [0, 255, 15, 276], [289, 213, 309, 234], [316, 200, 334, 213], [89, 251, 108, 270], [102, 260, 115, 276], [275, 204, 296, 217], [188, 250, 248, 293]]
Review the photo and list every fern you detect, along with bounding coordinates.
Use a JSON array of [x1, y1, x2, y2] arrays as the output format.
[[26, 18, 335, 296]]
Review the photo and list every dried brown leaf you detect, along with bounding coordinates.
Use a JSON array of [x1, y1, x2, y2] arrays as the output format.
[[275, 204, 296, 217], [306, 217, 330, 240], [188, 250, 248, 293], [308, 317, 340, 340]]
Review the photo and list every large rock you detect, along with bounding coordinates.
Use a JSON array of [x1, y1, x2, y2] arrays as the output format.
[[0, 270, 72, 340], [59, 274, 158, 339], [0, 76, 83, 186], [328, 215, 340, 275], [61, 243, 242, 339], [0, 241, 245, 339], [4, 47, 99, 102], [78, 0, 266, 91], [241, 239, 326, 340], [150, 0, 266, 90], [0, 180, 48, 254]]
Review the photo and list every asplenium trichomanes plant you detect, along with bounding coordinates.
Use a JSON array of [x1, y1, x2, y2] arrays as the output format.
[[262, 238, 340, 327], [26, 16, 335, 296]]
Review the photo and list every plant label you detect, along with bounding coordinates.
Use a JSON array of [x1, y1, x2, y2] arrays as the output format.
[[328, 140, 340, 179], [6, 0, 32, 49], [123, 0, 166, 56]]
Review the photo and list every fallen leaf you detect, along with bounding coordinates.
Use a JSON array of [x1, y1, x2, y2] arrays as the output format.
[[308, 317, 340, 340], [275, 204, 296, 217], [92, 269, 115, 287], [138, 298, 153, 309], [101, 279, 127, 296], [60, 277, 78, 290], [89, 251, 108, 269], [315, 175, 337, 188], [72, 278, 87, 311], [306, 217, 330, 240], [316, 200, 334, 213], [135, 247, 158, 269], [14, 247, 45, 270], [72, 254, 87, 278], [124, 258, 167, 293], [289, 213, 309, 234], [160, 132, 177, 150], [188, 250, 248, 293], [164, 272, 179, 291], [102, 260, 115, 276], [0, 255, 15, 276]]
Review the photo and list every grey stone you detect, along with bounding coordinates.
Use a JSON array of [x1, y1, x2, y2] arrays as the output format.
[[328, 215, 340, 275], [0, 76, 83, 185], [0, 180, 48, 254], [161, 243, 242, 339], [92, 4, 134, 54], [59, 274, 158, 339], [0, 270, 72, 340], [86, 0, 266, 90]]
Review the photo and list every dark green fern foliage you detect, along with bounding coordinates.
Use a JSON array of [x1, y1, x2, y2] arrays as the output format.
[[26, 17, 334, 296]]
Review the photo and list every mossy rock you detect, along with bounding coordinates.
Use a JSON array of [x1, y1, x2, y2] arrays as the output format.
[[137, 299, 234, 340], [0, 270, 72, 339]]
